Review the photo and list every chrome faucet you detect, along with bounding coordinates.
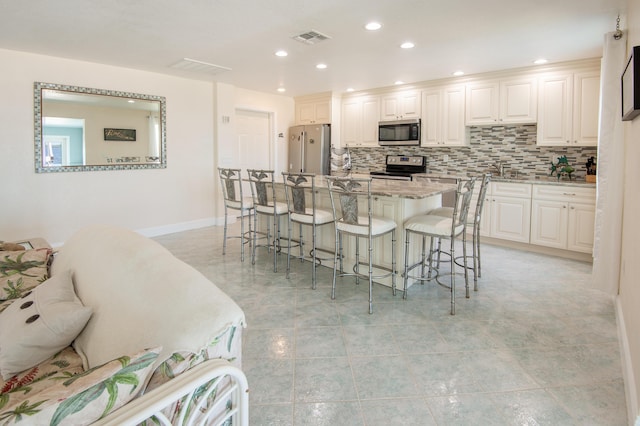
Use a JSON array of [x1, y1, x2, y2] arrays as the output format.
[[490, 162, 504, 176]]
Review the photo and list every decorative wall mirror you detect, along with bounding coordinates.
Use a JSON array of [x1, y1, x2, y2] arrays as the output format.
[[34, 82, 166, 172]]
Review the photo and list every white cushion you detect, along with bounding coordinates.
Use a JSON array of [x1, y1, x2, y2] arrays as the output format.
[[336, 216, 397, 236], [404, 214, 464, 237], [256, 201, 288, 215], [226, 197, 253, 210], [0, 270, 92, 379], [50, 225, 246, 371], [290, 208, 334, 225]]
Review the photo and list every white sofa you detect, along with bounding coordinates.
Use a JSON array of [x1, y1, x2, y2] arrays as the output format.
[[0, 225, 248, 425]]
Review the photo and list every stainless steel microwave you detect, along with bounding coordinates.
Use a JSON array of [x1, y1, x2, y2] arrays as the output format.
[[378, 119, 421, 146]]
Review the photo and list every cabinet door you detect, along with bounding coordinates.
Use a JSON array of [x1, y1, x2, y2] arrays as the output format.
[[297, 102, 317, 124], [399, 90, 421, 118], [341, 98, 362, 147], [536, 74, 572, 146], [530, 199, 568, 249], [500, 78, 537, 124], [362, 96, 380, 145], [314, 101, 331, 124], [442, 85, 467, 146], [380, 94, 400, 121], [490, 196, 531, 243], [572, 71, 600, 146], [466, 81, 499, 125], [421, 89, 441, 146], [567, 202, 595, 253]]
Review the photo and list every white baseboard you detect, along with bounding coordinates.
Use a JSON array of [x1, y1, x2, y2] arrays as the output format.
[[616, 296, 639, 425], [136, 217, 224, 238]]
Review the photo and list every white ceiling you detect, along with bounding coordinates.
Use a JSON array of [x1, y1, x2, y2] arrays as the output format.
[[0, 0, 626, 97]]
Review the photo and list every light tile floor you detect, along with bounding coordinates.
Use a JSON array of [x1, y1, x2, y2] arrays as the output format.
[[154, 224, 628, 426]]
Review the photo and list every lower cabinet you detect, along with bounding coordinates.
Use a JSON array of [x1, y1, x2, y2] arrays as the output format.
[[485, 182, 532, 243], [530, 185, 595, 253]]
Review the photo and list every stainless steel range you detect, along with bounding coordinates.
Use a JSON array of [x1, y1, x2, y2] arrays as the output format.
[[369, 155, 427, 180]]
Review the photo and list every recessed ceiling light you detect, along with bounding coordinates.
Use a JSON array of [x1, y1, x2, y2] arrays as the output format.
[[346, 88, 355, 92], [127, 100, 135, 103], [394, 80, 404, 85], [400, 42, 415, 49], [275, 50, 288, 57], [277, 87, 286, 92], [534, 58, 548, 65], [316, 63, 327, 69], [452, 70, 465, 76], [365, 22, 382, 31]]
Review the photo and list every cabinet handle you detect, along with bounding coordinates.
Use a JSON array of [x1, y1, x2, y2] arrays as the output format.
[[562, 193, 576, 196], [563, 205, 567, 209]]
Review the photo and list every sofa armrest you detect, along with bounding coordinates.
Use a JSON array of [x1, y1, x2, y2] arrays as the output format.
[[92, 359, 249, 426]]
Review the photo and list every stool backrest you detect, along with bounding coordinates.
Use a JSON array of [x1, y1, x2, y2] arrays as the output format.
[[218, 167, 246, 206], [282, 172, 319, 219], [452, 177, 477, 233], [247, 169, 277, 209], [326, 176, 372, 228], [473, 173, 492, 225]]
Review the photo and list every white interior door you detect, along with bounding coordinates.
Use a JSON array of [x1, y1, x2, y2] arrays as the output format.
[[236, 109, 271, 171]]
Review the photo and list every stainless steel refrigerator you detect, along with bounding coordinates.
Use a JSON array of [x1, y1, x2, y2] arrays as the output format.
[[288, 124, 331, 175]]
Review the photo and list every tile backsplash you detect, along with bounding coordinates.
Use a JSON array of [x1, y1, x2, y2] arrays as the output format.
[[347, 124, 597, 180]]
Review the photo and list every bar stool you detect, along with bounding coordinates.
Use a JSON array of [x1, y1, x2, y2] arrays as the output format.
[[427, 173, 492, 290], [326, 176, 397, 314], [247, 169, 288, 272], [402, 177, 476, 315], [281, 172, 335, 289], [218, 167, 254, 262]]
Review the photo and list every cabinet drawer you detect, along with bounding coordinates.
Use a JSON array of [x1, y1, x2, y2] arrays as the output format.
[[533, 185, 595, 203], [491, 182, 532, 198]]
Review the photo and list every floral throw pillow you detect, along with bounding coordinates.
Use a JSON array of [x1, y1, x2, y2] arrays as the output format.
[[0, 346, 160, 426], [0, 249, 51, 301]]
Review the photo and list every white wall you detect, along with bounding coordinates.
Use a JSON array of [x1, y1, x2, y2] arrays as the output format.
[[620, 0, 640, 422], [0, 49, 294, 245]]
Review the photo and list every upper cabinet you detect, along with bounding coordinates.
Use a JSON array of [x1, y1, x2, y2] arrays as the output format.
[[465, 77, 537, 125], [536, 70, 600, 146], [295, 93, 332, 125], [380, 90, 421, 121], [422, 85, 467, 146], [341, 95, 380, 147]]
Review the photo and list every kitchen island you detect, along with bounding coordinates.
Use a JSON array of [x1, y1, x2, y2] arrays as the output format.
[[272, 175, 457, 290]]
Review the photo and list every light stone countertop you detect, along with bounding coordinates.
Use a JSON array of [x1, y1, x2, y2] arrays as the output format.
[[411, 173, 596, 188], [293, 174, 457, 200]]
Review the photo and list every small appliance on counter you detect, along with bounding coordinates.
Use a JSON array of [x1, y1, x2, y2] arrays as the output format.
[[288, 124, 331, 175], [369, 155, 427, 180]]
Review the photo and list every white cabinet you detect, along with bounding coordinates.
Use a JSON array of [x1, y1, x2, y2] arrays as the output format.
[[295, 96, 331, 125], [465, 77, 537, 125], [487, 182, 532, 243], [530, 185, 595, 253], [422, 85, 467, 146], [536, 70, 600, 146], [380, 90, 421, 121], [341, 95, 380, 147]]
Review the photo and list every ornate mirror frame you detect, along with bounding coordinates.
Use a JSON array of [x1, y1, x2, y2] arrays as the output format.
[[34, 82, 167, 173]]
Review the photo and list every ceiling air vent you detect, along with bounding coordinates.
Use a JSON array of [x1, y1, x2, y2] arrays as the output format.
[[292, 30, 331, 45], [170, 58, 232, 75]]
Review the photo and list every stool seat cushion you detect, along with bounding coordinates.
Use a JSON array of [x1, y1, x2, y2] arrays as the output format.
[[290, 208, 334, 225], [256, 201, 288, 215], [404, 214, 463, 237], [336, 216, 396, 236], [226, 197, 254, 210]]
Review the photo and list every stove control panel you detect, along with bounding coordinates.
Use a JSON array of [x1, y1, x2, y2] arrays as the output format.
[[386, 155, 426, 166]]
